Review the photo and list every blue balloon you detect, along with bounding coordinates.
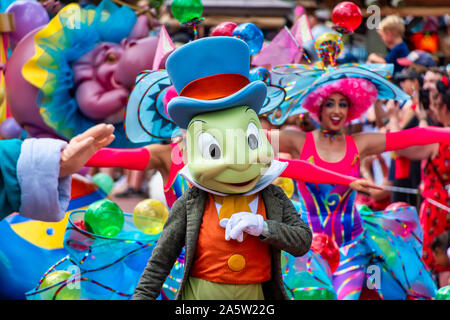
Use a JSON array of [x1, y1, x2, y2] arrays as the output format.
[[249, 67, 271, 85], [232, 23, 264, 55]]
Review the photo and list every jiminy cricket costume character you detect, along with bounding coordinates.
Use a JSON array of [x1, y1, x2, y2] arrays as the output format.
[[133, 36, 312, 300]]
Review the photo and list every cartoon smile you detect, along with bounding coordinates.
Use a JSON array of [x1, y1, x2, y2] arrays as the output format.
[[214, 175, 260, 188]]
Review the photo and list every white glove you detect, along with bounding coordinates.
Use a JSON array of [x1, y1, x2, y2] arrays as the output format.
[[219, 212, 265, 242]]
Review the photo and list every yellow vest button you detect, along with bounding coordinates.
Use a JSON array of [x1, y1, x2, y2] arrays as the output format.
[[227, 254, 246, 272]]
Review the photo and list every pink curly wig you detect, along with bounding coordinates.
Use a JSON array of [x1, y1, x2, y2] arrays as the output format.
[[302, 78, 378, 123]]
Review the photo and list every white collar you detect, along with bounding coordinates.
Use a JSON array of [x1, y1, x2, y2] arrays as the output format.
[[179, 160, 288, 196]]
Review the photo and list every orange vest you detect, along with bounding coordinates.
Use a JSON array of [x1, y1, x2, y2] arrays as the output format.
[[190, 193, 272, 284]]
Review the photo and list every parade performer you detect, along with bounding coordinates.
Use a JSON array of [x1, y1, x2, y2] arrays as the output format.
[[0, 123, 114, 221], [266, 62, 450, 299]]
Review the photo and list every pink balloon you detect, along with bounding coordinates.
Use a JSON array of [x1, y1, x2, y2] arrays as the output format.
[[385, 202, 411, 211], [6, 1, 49, 46], [211, 22, 237, 37]]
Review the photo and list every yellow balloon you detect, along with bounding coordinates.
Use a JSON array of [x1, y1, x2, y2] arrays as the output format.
[[314, 32, 344, 65], [39, 270, 81, 300], [133, 199, 169, 235], [273, 177, 295, 199]]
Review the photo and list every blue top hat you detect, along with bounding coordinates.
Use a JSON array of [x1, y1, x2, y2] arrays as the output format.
[[166, 36, 267, 129]]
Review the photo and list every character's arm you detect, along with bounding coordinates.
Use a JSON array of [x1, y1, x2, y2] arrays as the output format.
[[385, 103, 441, 160], [219, 160, 380, 244], [133, 193, 187, 300], [278, 157, 381, 193], [0, 124, 114, 222], [0, 138, 80, 222], [85, 142, 182, 178], [279, 158, 356, 184], [15, 138, 72, 222], [392, 143, 439, 160], [59, 124, 116, 177], [220, 185, 312, 257], [85, 147, 151, 170], [260, 185, 312, 257], [384, 126, 450, 151], [0, 138, 72, 222], [354, 126, 450, 158], [266, 129, 306, 159]]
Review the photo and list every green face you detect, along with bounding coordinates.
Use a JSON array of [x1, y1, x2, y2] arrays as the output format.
[[186, 106, 274, 194]]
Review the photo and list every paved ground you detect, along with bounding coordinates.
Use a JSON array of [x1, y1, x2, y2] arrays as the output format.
[[109, 172, 167, 213], [109, 194, 146, 213]]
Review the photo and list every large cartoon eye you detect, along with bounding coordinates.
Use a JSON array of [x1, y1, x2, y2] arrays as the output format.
[[198, 132, 222, 160], [106, 52, 118, 64], [247, 122, 260, 150]]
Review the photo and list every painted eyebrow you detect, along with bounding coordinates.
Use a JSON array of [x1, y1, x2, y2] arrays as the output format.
[[325, 98, 347, 102], [245, 107, 252, 113], [188, 119, 207, 130]]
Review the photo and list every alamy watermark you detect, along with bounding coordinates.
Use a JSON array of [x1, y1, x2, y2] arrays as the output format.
[[58, 4, 383, 31], [58, 7, 82, 30], [171, 123, 279, 167], [366, 265, 381, 290], [66, 265, 81, 290], [366, 5, 382, 30]]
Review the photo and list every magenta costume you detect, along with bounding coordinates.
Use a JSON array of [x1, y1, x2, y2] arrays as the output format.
[[161, 143, 190, 209], [298, 132, 363, 247], [296, 132, 436, 300], [266, 60, 449, 300]]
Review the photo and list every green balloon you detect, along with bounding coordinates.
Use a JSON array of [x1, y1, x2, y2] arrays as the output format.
[[84, 200, 124, 238], [436, 285, 450, 300], [171, 0, 203, 24], [92, 173, 114, 195]]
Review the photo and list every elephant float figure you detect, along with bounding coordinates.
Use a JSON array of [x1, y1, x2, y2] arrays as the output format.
[[4, 0, 173, 147]]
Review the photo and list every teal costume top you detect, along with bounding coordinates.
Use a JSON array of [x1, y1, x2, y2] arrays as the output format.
[[0, 139, 22, 220]]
